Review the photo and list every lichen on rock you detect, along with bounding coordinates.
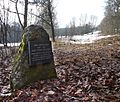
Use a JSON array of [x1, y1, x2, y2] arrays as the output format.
[[10, 25, 57, 89]]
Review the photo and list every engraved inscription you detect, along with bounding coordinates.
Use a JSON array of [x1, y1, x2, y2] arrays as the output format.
[[28, 41, 53, 65]]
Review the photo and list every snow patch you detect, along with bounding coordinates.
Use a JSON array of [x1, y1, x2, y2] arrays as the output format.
[[0, 43, 20, 47], [57, 31, 118, 44]]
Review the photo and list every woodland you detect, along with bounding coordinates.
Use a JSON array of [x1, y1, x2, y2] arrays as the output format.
[[0, 0, 120, 101]]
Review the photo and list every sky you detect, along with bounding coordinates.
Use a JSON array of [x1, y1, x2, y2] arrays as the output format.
[[55, 0, 106, 28], [1, 0, 106, 28]]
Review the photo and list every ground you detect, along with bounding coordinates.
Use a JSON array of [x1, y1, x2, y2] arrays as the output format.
[[0, 36, 120, 101]]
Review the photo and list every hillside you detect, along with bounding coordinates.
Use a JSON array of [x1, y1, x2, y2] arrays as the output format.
[[0, 36, 120, 101]]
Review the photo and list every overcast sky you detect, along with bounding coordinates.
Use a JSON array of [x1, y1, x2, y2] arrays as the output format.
[[55, 0, 106, 28], [1, 0, 106, 28]]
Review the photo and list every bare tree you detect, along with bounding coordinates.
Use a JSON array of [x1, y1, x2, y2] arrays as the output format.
[[100, 0, 120, 35], [69, 17, 76, 38], [64, 25, 69, 37], [47, 0, 55, 42], [0, 0, 10, 46], [79, 14, 97, 34], [89, 15, 97, 33], [35, 0, 56, 42], [14, 0, 28, 29], [9, 0, 56, 42], [23, 0, 28, 29]]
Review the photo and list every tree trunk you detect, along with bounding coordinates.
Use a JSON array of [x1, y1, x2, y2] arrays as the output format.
[[48, 0, 55, 42], [16, 0, 24, 29], [4, 23, 7, 47], [23, 0, 28, 29]]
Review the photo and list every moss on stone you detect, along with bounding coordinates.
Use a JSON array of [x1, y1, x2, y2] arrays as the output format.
[[10, 25, 57, 89]]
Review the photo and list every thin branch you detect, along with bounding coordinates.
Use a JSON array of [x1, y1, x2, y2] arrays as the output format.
[[0, 17, 3, 23], [2, 8, 24, 15], [28, 1, 46, 5], [16, 0, 24, 29], [9, 0, 16, 3], [29, 12, 51, 26]]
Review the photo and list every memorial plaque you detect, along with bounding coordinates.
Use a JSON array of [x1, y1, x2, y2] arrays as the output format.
[[28, 41, 53, 66], [11, 25, 57, 89]]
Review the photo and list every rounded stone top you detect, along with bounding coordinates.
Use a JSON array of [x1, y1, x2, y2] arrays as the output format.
[[23, 25, 49, 42]]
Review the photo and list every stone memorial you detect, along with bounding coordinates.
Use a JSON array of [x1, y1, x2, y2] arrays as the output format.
[[10, 25, 57, 89]]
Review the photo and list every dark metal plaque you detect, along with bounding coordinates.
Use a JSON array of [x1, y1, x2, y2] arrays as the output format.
[[28, 41, 53, 66]]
